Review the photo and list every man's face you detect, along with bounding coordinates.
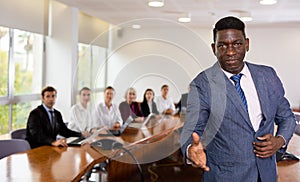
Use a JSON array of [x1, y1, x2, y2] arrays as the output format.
[[211, 29, 249, 74], [42, 91, 56, 109], [161, 87, 169, 97]]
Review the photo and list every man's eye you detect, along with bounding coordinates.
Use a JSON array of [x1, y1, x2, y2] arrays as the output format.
[[233, 43, 243, 47], [218, 44, 226, 48]]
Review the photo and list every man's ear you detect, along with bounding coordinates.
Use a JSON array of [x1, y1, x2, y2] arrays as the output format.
[[245, 38, 250, 52], [211, 43, 216, 55]]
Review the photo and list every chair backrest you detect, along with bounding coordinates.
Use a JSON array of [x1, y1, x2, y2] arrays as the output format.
[[0, 139, 31, 159], [10, 128, 27, 140], [293, 112, 300, 136]]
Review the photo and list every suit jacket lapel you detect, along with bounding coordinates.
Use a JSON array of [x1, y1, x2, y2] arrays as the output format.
[[226, 79, 253, 127], [40, 105, 55, 133], [209, 63, 253, 130]]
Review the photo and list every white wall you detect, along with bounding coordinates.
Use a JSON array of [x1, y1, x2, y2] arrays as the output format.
[[245, 26, 300, 108], [106, 19, 214, 104]]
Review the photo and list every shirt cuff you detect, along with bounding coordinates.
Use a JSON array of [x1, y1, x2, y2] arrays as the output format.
[[186, 144, 193, 164]]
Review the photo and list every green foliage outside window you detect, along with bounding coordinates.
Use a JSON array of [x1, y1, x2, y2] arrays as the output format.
[[0, 105, 9, 135], [0, 50, 8, 96], [0, 49, 34, 135]]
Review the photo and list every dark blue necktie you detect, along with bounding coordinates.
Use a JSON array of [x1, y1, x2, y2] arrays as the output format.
[[49, 110, 55, 129], [230, 74, 248, 111]]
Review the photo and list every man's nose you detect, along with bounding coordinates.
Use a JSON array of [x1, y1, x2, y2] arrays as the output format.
[[226, 44, 236, 55]]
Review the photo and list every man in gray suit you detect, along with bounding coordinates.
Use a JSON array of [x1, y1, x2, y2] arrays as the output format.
[[180, 16, 296, 181]]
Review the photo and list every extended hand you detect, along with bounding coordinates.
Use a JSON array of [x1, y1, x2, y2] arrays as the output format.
[[113, 122, 120, 129], [188, 132, 210, 171], [134, 117, 144, 122], [253, 133, 285, 158], [164, 109, 174, 115]]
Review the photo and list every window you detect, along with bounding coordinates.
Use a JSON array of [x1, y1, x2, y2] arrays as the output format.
[[77, 43, 91, 89], [77, 43, 107, 103], [12, 101, 41, 130], [0, 105, 9, 134], [13, 29, 43, 95], [0, 26, 44, 136], [0, 27, 9, 97]]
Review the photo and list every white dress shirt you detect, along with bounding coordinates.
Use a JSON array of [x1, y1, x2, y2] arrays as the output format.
[[68, 103, 94, 132], [94, 103, 123, 128], [148, 101, 153, 113], [155, 95, 176, 114]]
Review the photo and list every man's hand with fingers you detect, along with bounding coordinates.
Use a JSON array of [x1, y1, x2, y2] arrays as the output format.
[[188, 132, 210, 171], [253, 133, 285, 158]]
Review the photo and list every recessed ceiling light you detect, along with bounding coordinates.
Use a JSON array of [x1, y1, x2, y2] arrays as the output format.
[[259, 0, 277, 5], [132, 24, 141, 29], [148, 0, 164, 8], [178, 13, 191, 23], [240, 16, 253, 22]]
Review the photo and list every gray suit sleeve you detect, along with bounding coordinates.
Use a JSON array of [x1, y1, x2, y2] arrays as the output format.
[[180, 75, 211, 160], [270, 68, 296, 150]]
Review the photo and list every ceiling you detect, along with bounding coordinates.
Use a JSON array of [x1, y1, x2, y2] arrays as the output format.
[[57, 0, 300, 29]]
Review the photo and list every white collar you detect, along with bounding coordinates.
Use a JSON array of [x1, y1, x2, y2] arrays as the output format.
[[222, 62, 250, 79]]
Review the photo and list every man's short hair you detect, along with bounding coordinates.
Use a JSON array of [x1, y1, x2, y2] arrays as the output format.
[[213, 16, 246, 42], [41, 86, 57, 97], [105, 86, 115, 92], [79, 87, 91, 95], [161, 84, 169, 90]]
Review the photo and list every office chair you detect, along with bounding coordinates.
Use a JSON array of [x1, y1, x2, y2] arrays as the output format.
[[277, 112, 300, 162], [294, 112, 300, 136], [10, 128, 27, 140], [0, 139, 31, 159]]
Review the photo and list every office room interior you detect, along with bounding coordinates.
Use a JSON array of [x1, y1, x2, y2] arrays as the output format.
[[1, 0, 300, 181]]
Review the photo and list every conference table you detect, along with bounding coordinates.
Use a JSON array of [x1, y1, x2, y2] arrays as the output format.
[[0, 115, 183, 182], [1, 114, 300, 182]]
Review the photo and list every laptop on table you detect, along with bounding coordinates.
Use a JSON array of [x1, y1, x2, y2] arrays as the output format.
[[102, 116, 134, 136]]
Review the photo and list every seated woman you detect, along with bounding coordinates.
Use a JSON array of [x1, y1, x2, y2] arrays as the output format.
[[140, 88, 159, 117], [119, 87, 144, 122], [68, 87, 94, 133], [93, 86, 123, 130]]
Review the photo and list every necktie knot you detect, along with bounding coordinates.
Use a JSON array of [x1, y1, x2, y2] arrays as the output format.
[[230, 73, 243, 83], [49, 110, 54, 117]]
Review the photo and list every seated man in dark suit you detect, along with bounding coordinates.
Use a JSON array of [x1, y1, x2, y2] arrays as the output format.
[[26, 86, 87, 148]]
